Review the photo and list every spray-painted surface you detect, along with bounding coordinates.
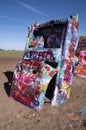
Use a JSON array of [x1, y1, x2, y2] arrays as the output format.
[[75, 51, 86, 78], [10, 14, 79, 109]]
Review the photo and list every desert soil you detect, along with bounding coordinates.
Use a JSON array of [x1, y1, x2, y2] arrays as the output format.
[[0, 57, 86, 130]]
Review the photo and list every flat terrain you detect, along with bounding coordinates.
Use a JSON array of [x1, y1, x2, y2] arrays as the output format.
[[0, 50, 86, 130]]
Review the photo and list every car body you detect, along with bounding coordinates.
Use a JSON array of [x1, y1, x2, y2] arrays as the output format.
[[10, 14, 79, 109]]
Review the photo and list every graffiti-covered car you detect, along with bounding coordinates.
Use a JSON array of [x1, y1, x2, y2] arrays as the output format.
[[10, 14, 79, 109], [75, 36, 86, 78]]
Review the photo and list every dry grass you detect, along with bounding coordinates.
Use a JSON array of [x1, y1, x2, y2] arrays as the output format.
[[0, 50, 24, 58]]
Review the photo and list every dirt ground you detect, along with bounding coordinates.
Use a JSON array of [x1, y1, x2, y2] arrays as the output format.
[[0, 57, 86, 130]]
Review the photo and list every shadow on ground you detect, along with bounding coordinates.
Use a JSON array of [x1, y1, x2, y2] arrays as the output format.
[[3, 71, 13, 96]]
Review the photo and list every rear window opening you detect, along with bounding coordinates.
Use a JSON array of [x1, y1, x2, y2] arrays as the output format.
[[33, 23, 67, 49]]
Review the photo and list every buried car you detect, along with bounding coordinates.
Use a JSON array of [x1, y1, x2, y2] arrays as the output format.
[[75, 36, 86, 78], [10, 14, 79, 109]]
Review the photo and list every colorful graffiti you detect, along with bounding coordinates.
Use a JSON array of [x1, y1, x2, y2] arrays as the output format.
[[10, 14, 79, 109]]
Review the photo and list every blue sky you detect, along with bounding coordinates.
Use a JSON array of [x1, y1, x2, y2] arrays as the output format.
[[0, 0, 86, 50]]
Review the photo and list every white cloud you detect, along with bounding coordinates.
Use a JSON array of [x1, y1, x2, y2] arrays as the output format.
[[18, 0, 48, 16], [0, 14, 28, 23]]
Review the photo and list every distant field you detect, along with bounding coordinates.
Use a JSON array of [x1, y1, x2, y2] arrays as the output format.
[[0, 50, 24, 58]]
